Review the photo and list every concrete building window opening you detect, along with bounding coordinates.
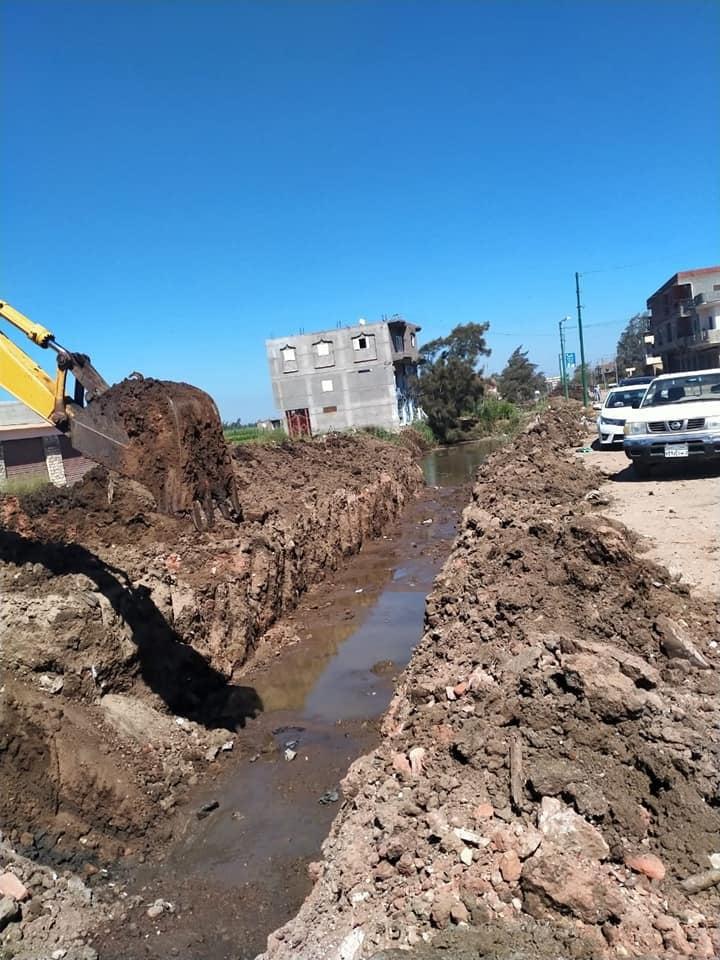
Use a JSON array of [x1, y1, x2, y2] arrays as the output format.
[[313, 339, 335, 368], [321, 379, 334, 393], [281, 345, 298, 373], [351, 333, 377, 360]]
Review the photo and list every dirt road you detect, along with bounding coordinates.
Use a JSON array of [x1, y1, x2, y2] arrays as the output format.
[[582, 446, 720, 598]]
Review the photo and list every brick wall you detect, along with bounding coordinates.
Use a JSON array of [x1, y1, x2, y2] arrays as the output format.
[[1, 437, 49, 482], [0, 434, 96, 487], [58, 437, 95, 484]]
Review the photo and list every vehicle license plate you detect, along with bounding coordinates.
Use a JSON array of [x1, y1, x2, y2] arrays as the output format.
[[664, 444, 688, 458]]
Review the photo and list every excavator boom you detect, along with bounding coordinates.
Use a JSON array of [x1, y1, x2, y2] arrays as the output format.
[[0, 300, 240, 527]]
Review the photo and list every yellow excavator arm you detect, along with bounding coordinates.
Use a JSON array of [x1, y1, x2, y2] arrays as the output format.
[[0, 300, 81, 425], [1, 299, 113, 427], [0, 299, 241, 528], [1, 300, 55, 347]]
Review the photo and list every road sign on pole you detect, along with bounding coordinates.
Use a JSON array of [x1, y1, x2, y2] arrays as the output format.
[[565, 351, 576, 367]]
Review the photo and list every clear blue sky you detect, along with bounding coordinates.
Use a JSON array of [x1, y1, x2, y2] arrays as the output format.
[[2, 0, 719, 420]]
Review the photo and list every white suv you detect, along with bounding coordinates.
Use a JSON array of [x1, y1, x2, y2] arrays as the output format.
[[623, 368, 720, 477], [596, 385, 647, 445]]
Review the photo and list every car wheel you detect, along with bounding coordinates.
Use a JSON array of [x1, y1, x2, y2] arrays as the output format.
[[633, 461, 654, 479]]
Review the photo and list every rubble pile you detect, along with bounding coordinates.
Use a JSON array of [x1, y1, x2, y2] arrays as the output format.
[[0, 842, 111, 960], [261, 405, 720, 959]]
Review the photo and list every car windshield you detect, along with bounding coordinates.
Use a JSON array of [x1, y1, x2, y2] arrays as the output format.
[[604, 389, 644, 409], [641, 371, 720, 407]]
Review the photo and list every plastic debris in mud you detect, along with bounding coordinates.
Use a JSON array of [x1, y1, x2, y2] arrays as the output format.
[[318, 789, 339, 805], [196, 800, 219, 820]]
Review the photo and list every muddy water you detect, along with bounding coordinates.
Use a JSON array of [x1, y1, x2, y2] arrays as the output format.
[[422, 436, 505, 487], [102, 442, 494, 960]]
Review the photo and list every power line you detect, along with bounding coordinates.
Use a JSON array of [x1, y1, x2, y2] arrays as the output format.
[[579, 257, 672, 276], [489, 331, 558, 338]]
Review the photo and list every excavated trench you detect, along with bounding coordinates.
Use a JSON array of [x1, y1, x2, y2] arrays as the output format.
[[97, 441, 497, 960], [0, 433, 495, 959]]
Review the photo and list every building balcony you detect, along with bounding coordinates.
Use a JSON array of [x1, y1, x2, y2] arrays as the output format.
[[688, 329, 720, 349], [694, 292, 720, 306], [391, 346, 420, 362]]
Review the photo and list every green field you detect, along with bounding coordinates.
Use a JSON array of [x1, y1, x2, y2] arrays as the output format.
[[223, 425, 287, 444]]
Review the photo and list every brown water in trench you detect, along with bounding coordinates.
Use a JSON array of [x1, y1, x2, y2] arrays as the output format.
[[100, 441, 498, 960]]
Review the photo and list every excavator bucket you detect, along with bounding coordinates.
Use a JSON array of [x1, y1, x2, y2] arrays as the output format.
[[68, 376, 240, 527]]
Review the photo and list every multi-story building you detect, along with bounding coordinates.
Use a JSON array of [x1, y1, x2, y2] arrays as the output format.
[[266, 316, 421, 436], [647, 266, 720, 373]]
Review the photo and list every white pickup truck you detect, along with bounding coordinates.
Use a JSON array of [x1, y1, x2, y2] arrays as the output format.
[[623, 368, 720, 477]]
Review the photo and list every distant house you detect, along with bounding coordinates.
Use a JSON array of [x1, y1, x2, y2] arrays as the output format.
[[256, 418, 282, 431], [594, 360, 618, 386], [266, 316, 421, 436], [0, 401, 93, 487], [647, 267, 720, 373]]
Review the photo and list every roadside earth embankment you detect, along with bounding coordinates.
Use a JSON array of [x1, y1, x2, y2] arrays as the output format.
[[0, 434, 421, 957], [261, 403, 720, 960]]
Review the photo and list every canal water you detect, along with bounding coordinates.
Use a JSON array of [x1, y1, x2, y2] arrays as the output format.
[[102, 441, 496, 960], [422, 436, 505, 486]]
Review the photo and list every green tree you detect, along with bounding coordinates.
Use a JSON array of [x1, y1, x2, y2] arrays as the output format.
[[420, 322, 491, 365], [616, 312, 650, 374], [415, 323, 491, 441], [497, 346, 545, 403], [416, 356, 486, 441], [572, 362, 590, 385]]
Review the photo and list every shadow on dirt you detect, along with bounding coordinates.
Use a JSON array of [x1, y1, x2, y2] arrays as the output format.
[[589, 438, 619, 452], [0, 530, 263, 730], [608, 461, 720, 483]]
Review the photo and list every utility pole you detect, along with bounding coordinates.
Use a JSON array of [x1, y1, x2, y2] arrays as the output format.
[[575, 272, 588, 406]]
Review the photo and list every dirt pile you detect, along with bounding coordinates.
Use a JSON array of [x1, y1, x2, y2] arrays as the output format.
[[5, 432, 421, 675], [260, 403, 720, 960], [0, 434, 421, 918], [79, 376, 237, 515]]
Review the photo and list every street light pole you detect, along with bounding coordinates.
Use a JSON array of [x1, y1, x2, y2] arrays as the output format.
[[559, 316, 571, 399], [575, 271, 588, 406]]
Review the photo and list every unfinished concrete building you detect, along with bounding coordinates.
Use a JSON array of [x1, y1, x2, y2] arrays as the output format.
[[647, 266, 720, 373], [266, 317, 421, 436]]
